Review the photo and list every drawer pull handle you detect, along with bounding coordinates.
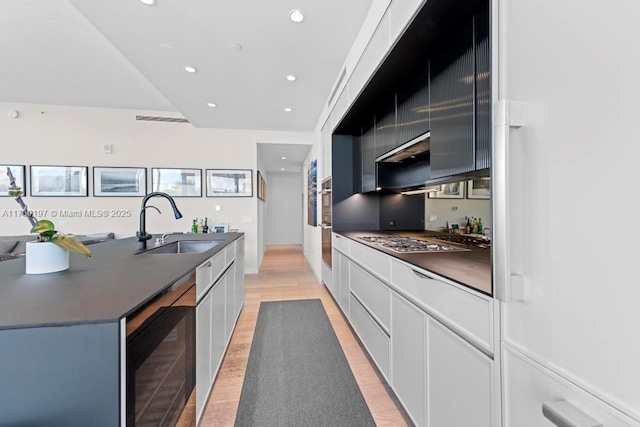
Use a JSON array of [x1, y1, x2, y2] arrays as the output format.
[[412, 269, 432, 280], [542, 400, 602, 427], [204, 262, 212, 268]]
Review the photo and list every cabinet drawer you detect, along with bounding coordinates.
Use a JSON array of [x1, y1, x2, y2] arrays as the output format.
[[196, 251, 226, 301], [349, 240, 391, 282], [224, 241, 236, 265], [350, 262, 391, 331], [350, 294, 390, 381], [333, 233, 349, 253], [390, 259, 493, 353], [503, 345, 638, 427]]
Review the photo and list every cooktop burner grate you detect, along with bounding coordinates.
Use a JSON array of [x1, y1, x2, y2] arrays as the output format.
[[357, 236, 469, 253]]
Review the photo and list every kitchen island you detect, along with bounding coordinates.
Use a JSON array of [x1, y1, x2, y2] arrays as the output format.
[[0, 233, 244, 426]]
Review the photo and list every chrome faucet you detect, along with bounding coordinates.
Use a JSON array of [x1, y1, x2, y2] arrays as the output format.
[[137, 192, 183, 250]]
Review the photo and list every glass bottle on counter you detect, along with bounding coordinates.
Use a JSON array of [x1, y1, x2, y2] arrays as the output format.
[[191, 219, 199, 233], [465, 217, 471, 234], [202, 217, 209, 234], [477, 218, 483, 235]]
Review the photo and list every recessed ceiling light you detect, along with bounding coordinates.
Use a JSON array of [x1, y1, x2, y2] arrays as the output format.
[[284, 107, 292, 112], [286, 75, 297, 82], [184, 65, 197, 73], [232, 43, 243, 51], [281, 168, 285, 171], [139, 0, 155, 5], [289, 9, 304, 23], [207, 102, 217, 108], [281, 156, 287, 160]]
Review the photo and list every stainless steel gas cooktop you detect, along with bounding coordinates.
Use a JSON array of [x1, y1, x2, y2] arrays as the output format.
[[357, 236, 469, 253]]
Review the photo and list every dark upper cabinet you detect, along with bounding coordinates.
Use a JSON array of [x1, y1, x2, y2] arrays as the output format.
[[361, 121, 377, 193], [397, 64, 429, 147], [430, 20, 475, 179], [374, 94, 397, 159]]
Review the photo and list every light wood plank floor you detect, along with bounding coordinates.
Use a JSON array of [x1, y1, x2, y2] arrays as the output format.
[[199, 244, 411, 426]]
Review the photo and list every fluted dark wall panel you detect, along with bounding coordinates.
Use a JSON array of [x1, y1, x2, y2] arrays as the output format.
[[430, 21, 475, 179], [396, 65, 429, 147], [475, 5, 491, 171], [375, 95, 397, 158]]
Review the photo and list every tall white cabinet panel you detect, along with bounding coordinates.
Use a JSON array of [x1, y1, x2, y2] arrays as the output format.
[[391, 292, 426, 427], [224, 266, 236, 340], [427, 320, 493, 427], [495, 0, 640, 419], [350, 262, 390, 330], [503, 345, 639, 427]]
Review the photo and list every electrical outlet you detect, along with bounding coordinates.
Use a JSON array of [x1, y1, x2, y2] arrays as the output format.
[[389, 220, 396, 226], [428, 215, 437, 221], [452, 206, 458, 211]]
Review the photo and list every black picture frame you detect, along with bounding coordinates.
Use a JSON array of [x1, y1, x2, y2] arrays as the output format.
[[93, 167, 147, 197], [30, 165, 88, 197], [206, 169, 253, 197], [151, 168, 202, 197], [1, 165, 26, 197]]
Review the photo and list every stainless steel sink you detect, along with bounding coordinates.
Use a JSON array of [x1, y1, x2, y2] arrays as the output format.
[[143, 240, 221, 254]]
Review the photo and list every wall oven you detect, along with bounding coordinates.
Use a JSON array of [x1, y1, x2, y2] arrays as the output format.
[[320, 178, 332, 267], [126, 272, 196, 426]]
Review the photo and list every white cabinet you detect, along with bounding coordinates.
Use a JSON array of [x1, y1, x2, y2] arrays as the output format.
[[349, 294, 390, 381], [391, 292, 426, 427], [350, 262, 390, 330], [234, 237, 245, 316], [195, 290, 212, 418], [503, 345, 637, 427], [320, 116, 332, 181], [195, 237, 245, 423], [210, 271, 226, 377], [388, 0, 425, 44], [331, 249, 350, 316], [427, 319, 493, 427]]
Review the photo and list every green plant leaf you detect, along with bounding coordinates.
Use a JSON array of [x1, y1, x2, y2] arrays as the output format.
[[53, 236, 92, 258], [30, 219, 56, 235]]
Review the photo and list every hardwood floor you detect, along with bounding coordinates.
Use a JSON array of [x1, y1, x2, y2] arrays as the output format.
[[199, 244, 411, 426]]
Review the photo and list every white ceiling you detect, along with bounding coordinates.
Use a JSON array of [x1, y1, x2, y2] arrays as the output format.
[[257, 143, 311, 174], [0, 0, 373, 172]]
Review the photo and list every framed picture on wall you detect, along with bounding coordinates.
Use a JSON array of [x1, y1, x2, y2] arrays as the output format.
[[93, 167, 147, 197], [307, 159, 317, 226], [151, 168, 202, 197], [206, 169, 253, 197], [257, 171, 266, 201], [1, 165, 26, 196], [427, 181, 465, 199], [467, 178, 491, 199], [30, 166, 88, 197]]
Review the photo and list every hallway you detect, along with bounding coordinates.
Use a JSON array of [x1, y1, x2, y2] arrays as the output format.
[[199, 244, 410, 426]]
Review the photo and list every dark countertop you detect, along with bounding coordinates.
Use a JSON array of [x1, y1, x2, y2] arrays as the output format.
[[337, 231, 492, 296], [0, 233, 243, 330]]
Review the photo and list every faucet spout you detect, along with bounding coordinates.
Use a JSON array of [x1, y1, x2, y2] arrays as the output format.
[[137, 192, 183, 250]]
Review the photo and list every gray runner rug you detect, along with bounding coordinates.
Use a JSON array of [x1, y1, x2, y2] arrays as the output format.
[[235, 299, 376, 427]]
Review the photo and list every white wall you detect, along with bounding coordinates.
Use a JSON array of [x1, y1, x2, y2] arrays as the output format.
[[0, 102, 312, 274], [265, 172, 302, 245], [255, 155, 267, 270]]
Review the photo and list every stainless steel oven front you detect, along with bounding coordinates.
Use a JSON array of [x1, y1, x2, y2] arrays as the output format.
[[320, 178, 332, 267], [126, 272, 196, 426]]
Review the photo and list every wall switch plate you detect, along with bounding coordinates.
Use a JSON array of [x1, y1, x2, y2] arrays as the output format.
[[428, 215, 437, 221]]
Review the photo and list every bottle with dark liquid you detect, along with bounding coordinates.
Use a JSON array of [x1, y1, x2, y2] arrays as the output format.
[[202, 217, 209, 234]]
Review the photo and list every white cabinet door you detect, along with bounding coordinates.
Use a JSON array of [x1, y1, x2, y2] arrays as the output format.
[[495, 0, 640, 417], [224, 266, 235, 340], [391, 292, 426, 427], [338, 252, 350, 316], [195, 290, 212, 421], [349, 294, 390, 381], [234, 237, 245, 315], [503, 345, 639, 427], [210, 278, 226, 381], [427, 319, 493, 427]]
